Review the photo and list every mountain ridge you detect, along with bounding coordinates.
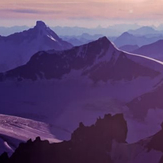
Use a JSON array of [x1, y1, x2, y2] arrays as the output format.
[[0, 36, 160, 82]]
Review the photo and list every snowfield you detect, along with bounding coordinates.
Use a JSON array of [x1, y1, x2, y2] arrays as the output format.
[[0, 114, 61, 155]]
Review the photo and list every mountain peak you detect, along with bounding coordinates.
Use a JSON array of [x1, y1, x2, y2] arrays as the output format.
[[86, 36, 113, 50], [35, 21, 47, 30], [98, 36, 109, 41], [97, 36, 112, 44], [33, 20, 53, 37]]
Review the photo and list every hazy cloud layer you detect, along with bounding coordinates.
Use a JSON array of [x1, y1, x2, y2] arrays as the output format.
[[0, 0, 162, 26]]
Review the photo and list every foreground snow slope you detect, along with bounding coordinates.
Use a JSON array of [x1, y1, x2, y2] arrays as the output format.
[[0, 114, 61, 155]]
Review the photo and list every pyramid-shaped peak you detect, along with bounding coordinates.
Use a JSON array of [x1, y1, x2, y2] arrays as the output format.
[[96, 36, 113, 46], [97, 36, 111, 43], [99, 36, 109, 41]]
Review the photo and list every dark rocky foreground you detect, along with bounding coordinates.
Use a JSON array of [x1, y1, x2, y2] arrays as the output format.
[[1, 113, 163, 163], [0, 114, 127, 163]]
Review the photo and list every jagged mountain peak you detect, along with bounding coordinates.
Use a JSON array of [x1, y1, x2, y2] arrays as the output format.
[[1, 113, 128, 163], [33, 20, 56, 37], [97, 36, 111, 44], [85, 36, 113, 49], [35, 21, 47, 28]]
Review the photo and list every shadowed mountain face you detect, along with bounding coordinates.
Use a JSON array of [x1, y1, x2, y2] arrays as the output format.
[[0, 114, 127, 163], [0, 37, 159, 82], [0, 21, 73, 72]]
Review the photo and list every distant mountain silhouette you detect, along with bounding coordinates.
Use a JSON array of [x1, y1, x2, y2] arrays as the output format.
[[128, 26, 160, 36], [119, 44, 139, 52], [0, 26, 29, 36], [60, 33, 103, 46], [114, 32, 163, 47], [133, 40, 163, 61]]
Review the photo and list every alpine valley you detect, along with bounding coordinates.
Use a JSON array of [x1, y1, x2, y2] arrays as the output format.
[[1, 21, 163, 163]]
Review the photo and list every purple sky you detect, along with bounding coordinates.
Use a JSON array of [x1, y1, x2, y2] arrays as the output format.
[[0, 0, 163, 27]]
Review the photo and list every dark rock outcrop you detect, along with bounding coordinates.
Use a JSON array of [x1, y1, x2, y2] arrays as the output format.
[[0, 113, 127, 163], [0, 152, 9, 163], [0, 21, 73, 72]]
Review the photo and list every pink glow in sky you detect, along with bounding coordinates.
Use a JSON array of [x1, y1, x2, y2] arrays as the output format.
[[0, 0, 163, 27]]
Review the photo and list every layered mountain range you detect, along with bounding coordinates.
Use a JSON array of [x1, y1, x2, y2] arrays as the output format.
[[0, 36, 161, 82], [114, 32, 163, 47], [0, 21, 72, 72], [1, 22, 163, 162]]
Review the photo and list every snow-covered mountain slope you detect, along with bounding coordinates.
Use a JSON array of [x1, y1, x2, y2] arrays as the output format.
[[133, 40, 163, 61], [0, 21, 73, 72], [0, 134, 19, 156], [0, 114, 61, 155], [0, 37, 163, 147]]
